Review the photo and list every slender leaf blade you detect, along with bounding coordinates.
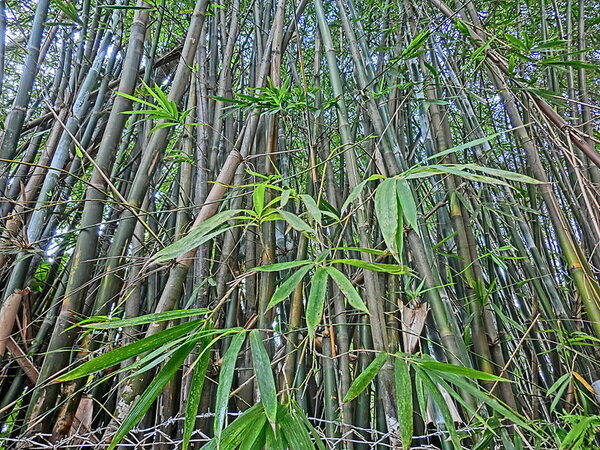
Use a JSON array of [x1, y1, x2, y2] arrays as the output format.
[[300, 194, 322, 222], [250, 330, 278, 427], [182, 337, 213, 450], [56, 320, 203, 382], [325, 266, 368, 313], [278, 210, 313, 232], [418, 359, 508, 382], [153, 209, 242, 261], [252, 260, 312, 272], [343, 352, 388, 402], [374, 178, 399, 256], [214, 332, 246, 441], [267, 265, 311, 309], [306, 268, 328, 339], [80, 309, 209, 330], [394, 358, 413, 449], [108, 341, 196, 450], [396, 179, 419, 234]]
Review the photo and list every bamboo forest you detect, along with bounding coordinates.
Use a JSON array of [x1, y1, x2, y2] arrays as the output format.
[[1, 0, 600, 448]]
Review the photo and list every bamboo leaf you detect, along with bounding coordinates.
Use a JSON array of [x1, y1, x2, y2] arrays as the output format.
[[343, 352, 388, 402], [203, 404, 265, 450], [331, 258, 411, 275], [325, 266, 368, 313], [560, 416, 600, 450], [253, 184, 266, 215], [278, 209, 313, 232], [182, 337, 213, 450], [306, 267, 328, 339], [426, 133, 500, 161], [108, 341, 196, 450], [341, 174, 384, 212], [394, 358, 413, 450], [414, 367, 461, 450], [396, 179, 419, 234], [250, 330, 278, 427], [265, 421, 287, 449], [331, 246, 388, 255], [238, 416, 268, 450], [214, 332, 247, 441], [267, 264, 311, 309], [410, 165, 512, 186], [116, 91, 157, 109], [300, 194, 322, 222], [399, 29, 431, 60], [153, 209, 242, 262], [546, 372, 570, 397], [440, 372, 533, 432], [418, 359, 509, 382], [466, 165, 543, 184], [279, 408, 314, 449], [374, 178, 399, 256], [292, 400, 327, 450], [79, 309, 209, 330], [541, 59, 599, 70], [252, 260, 312, 272], [56, 320, 203, 382]]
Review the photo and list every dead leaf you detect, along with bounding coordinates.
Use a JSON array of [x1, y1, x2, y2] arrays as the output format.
[[401, 302, 429, 354], [0, 288, 30, 356], [6, 337, 39, 384]]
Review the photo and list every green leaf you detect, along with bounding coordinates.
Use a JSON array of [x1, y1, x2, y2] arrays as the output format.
[[341, 174, 384, 212], [440, 372, 533, 432], [414, 368, 428, 422], [279, 189, 291, 208], [306, 267, 328, 338], [399, 29, 431, 60], [117, 91, 157, 109], [426, 133, 500, 161], [343, 352, 388, 402], [214, 332, 247, 441], [252, 260, 312, 272], [250, 330, 278, 427], [101, 4, 155, 10], [465, 164, 542, 184], [253, 184, 266, 215], [80, 309, 209, 330], [330, 246, 388, 255], [108, 341, 196, 450], [454, 18, 470, 36], [153, 210, 242, 262], [278, 210, 313, 232], [396, 179, 419, 234], [418, 359, 509, 382], [331, 258, 411, 275], [203, 404, 265, 450], [375, 178, 399, 256], [56, 320, 203, 382], [291, 400, 327, 450], [300, 194, 322, 222], [267, 265, 311, 309], [414, 367, 461, 450], [182, 337, 213, 450], [560, 416, 600, 450], [279, 405, 315, 449], [541, 59, 599, 70], [394, 358, 413, 450], [238, 415, 268, 450], [406, 165, 511, 186], [325, 266, 368, 313], [265, 419, 286, 449]]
